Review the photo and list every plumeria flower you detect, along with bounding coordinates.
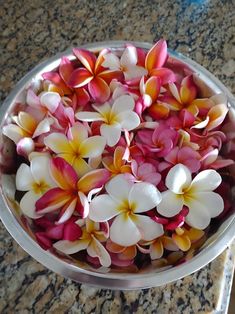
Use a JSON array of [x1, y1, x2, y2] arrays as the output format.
[[3, 111, 54, 157], [54, 218, 111, 267], [145, 39, 176, 84], [76, 95, 140, 147], [172, 227, 205, 252], [139, 236, 179, 260], [106, 239, 137, 267], [158, 146, 201, 173], [157, 164, 224, 229], [44, 123, 106, 176], [35, 157, 110, 223], [15, 154, 56, 218], [130, 160, 161, 185], [102, 146, 132, 176], [69, 48, 123, 103], [102, 45, 147, 82], [89, 174, 163, 246], [200, 147, 234, 170], [137, 124, 179, 158]]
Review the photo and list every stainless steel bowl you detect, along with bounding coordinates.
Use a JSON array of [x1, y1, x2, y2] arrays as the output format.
[[0, 41, 234, 289]]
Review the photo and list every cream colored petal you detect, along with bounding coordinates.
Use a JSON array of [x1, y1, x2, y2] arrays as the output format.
[[166, 163, 192, 194], [135, 215, 164, 241], [44, 133, 72, 153], [111, 95, 135, 114], [100, 123, 121, 147], [16, 163, 34, 191], [189, 169, 222, 192], [53, 239, 90, 255], [79, 136, 106, 158], [157, 190, 184, 217], [20, 191, 42, 219], [105, 174, 133, 203], [88, 237, 111, 267], [89, 194, 119, 221], [117, 111, 140, 131]]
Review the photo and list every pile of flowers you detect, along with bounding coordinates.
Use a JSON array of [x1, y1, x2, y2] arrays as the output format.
[[2, 40, 234, 269]]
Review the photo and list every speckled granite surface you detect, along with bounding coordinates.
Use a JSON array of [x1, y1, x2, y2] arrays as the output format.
[[0, 0, 235, 313]]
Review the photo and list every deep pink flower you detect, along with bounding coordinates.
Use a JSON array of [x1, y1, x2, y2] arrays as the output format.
[[136, 124, 179, 158]]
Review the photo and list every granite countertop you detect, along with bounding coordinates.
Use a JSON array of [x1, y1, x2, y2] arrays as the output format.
[[0, 0, 235, 313]]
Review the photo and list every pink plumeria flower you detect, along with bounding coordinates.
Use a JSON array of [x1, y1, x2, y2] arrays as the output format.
[[102, 46, 147, 82], [54, 218, 111, 267], [89, 174, 163, 246], [158, 146, 201, 173], [145, 39, 176, 84], [44, 123, 106, 176], [200, 147, 234, 170], [35, 157, 111, 223], [15, 154, 56, 218], [157, 164, 224, 229], [76, 95, 140, 147], [137, 124, 179, 158], [130, 160, 161, 185], [69, 48, 123, 103]]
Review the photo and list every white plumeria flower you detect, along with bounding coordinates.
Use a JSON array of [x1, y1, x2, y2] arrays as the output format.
[[102, 46, 147, 81], [89, 174, 163, 246], [76, 95, 140, 147], [15, 154, 56, 218], [157, 164, 224, 230]]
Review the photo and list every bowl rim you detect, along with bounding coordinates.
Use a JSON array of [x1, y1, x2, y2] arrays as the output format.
[[0, 40, 235, 290]]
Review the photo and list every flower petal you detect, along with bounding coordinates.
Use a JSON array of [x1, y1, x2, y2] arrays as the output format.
[[184, 199, 212, 230], [105, 174, 133, 203], [88, 77, 110, 103], [206, 104, 229, 131], [129, 182, 162, 213], [59, 56, 74, 84], [50, 157, 78, 190], [124, 65, 147, 81], [110, 214, 141, 246], [2, 124, 25, 143], [180, 75, 197, 105], [73, 48, 96, 73], [88, 237, 111, 267], [135, 215, 164, 241], [145, 76, 161, 102], [166, 164, 192, 194], [68, 123, 88, 143], [79, 136, 106, 158], [69, 68, 93, 88], [100, 123, 121, 147], [33, 118, 53, 138], [188, 192, 224, 218], [44, 133, 71, 154], [76, 111, 103, 122], [102, 53, 120, 70], [40, 92, 61, 113], [157, 190, 184, 217], [145, 39, 167, 72], [31, 155, 55, 186], [117, 111, 140, 131], [189, 169, 222, 191], [20, 191, 42, 218], [16, 163, 34, 191], [53, 239, 90, 254], [121, 46, 138, 67], [89, 194, 119, 221], [57, 198, 77, 224], [36, 188, 72, 213], [77, 169, 111, 193], [150, 240, 164, 259], [172, 234, 191, 251], [111, 94, 135, 114], [72, 157, 91, 177], [150, 68, 176, 85]]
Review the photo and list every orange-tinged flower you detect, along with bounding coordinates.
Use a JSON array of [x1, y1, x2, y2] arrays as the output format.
[[69, 48, 123, 103], [145, 39, 176, 85], [165, 75, 214, 116], [172, 227, 205, 251], [36, 157, 111, 222], [102, 146, 131, 176]]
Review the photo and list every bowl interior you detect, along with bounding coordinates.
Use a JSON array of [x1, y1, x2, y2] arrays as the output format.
[[0, 41, 234, 289]]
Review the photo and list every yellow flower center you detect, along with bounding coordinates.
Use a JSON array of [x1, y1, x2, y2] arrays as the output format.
[[120, 199, 137, 219], [102, 109, 117, 125], [32, 180, 49, 194]]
